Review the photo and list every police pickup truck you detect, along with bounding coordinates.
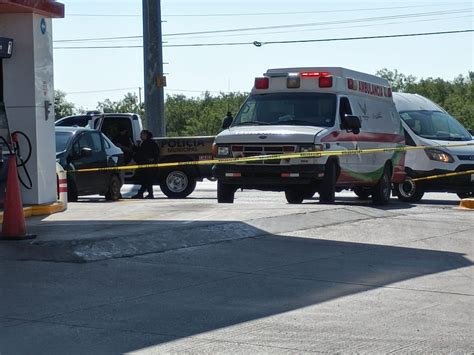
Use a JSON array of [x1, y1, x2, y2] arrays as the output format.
[[55, 112, 214, 198]]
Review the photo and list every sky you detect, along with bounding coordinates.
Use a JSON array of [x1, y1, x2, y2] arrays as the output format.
[[52, 0, 473, 110]]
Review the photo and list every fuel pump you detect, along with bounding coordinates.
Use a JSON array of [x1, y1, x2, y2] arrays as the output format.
[[0, 37, 13, 206], [0, 37, 32, 207]]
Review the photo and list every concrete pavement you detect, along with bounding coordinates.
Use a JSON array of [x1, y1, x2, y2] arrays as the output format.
[[0, 182, 472, 353]]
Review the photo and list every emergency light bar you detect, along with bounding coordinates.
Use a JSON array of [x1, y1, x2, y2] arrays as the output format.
[[255, 71, 333, 90], [300, 71, 331, 77], [255, 77, 269, 89]]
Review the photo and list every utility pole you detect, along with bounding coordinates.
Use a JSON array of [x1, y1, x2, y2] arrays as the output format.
[[142, 0, 165, 136]]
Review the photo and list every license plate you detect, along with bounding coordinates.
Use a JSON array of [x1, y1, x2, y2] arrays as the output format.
[[471, 174, 474, 182]]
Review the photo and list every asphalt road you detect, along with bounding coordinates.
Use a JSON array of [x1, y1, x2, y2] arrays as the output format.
[[0, 182, 472, 354]]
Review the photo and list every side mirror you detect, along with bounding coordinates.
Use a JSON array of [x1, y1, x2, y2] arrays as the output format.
[[222, 112, 233, 129], [468, 129, 474, 136], [341, 115, 361, 135]]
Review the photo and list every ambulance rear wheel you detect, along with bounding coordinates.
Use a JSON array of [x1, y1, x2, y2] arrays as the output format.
[[372, 166, 392, 205], [395, 178, 424, 203], [319, 162, 337, 204], [217, 181, 235, 203], [161, 170, 196, 199], [285, 189, 305, 204]]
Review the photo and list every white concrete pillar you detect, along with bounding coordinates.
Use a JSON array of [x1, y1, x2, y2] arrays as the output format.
[[0, 13, 56, 204]]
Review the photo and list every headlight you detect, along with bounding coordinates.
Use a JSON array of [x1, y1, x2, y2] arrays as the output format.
[[217, 146, 230, 156], [299, 144, 324, 153], [425, 149, 454, 163]]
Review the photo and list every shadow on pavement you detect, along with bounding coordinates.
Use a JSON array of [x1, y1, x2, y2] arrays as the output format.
[[0, 218, 472, 354]]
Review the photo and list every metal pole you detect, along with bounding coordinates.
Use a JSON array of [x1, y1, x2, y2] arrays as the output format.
[[142, 0, 165, 136]]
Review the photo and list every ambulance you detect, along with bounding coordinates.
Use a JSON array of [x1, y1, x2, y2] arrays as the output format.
[[213, 67, 406, 204], [392, 93, 474, 202]]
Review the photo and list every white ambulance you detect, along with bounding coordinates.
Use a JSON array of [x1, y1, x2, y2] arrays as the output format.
[[392, 93, 474, 201], [213, 67, 406, 204]]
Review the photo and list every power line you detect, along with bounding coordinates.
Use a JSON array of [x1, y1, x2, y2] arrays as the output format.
[[55, 35, 142, 43], [65, 2, 469, 18], [167, 14, 473, 41], [54, 8, 472, 43], [66, 87, 141, 94], [66, 88, 226, 95], [53, 29, 474, 50], [163, 9, 472, 37], [59, 14, 472, 44]]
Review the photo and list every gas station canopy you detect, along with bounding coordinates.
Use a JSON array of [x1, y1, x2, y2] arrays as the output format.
[[0, 0, 64, 18]]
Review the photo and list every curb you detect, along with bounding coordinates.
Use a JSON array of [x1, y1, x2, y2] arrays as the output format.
[[459, 198, 474, 209], [0, 202, 66, 223]]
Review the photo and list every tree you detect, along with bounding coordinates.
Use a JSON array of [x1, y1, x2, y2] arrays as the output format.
[[54, 90, 75, 120], [97, 92, 144, 117], [377, 69, 473, 129], [376, 68, 417, 92], [404, 72, 474, 129], [165, 91, 247, 136]]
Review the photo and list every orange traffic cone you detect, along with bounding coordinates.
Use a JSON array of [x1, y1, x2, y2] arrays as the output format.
[[0, 155, 35, 240]]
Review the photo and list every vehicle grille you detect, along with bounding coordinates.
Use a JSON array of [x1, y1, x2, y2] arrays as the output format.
[[457, 155, 474, 161], [232, 145, 296, 165]]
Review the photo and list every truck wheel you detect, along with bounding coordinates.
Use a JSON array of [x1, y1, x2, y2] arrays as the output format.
[[161, 170, 196, 199], [372, 166, 392, 205], [395, 178, 424, 203], [319, 161, 337, 204], [217, 181, 235, 203], [353, 187, 371, 200], [285, 189, 305, 204], [105, 174, 122, 201]]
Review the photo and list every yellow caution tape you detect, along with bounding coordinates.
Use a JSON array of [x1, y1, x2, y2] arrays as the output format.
[[73, 142, 474, 173], [412, 169, 474, 182]]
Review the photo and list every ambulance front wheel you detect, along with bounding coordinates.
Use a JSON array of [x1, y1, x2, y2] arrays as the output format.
[[217, 181, 235, 203], [394, 178, 424, 203], [319, 161, 337, 204], [285, 189, 305, 204]]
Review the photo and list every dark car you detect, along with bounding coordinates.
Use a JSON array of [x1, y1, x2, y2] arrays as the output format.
[[55, 127, 124, 201]]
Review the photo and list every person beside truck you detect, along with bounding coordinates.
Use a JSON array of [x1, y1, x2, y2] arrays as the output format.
[[112, 127, 135, 164], [131, 129, 160, 199], [55, 113, 214, 199]]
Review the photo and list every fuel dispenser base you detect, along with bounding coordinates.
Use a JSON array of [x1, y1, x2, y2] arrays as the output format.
[[0, 155, 35, 240]]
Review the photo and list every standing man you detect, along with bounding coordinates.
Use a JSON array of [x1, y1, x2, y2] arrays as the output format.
[[132, 130, 159, 199]]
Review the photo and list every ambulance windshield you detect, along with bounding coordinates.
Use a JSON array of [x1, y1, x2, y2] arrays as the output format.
[[400, 110, 472, 141], [233, 93, 337, 127]]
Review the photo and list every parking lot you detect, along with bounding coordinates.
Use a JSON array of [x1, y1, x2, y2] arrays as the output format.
[[0, 182, 473, 354]]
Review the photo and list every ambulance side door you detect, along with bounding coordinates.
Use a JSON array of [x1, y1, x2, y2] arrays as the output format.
[[336, 96, 360, 184]]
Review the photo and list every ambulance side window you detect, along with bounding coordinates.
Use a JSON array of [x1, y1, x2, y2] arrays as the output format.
[[339, 97, 352, 119]]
